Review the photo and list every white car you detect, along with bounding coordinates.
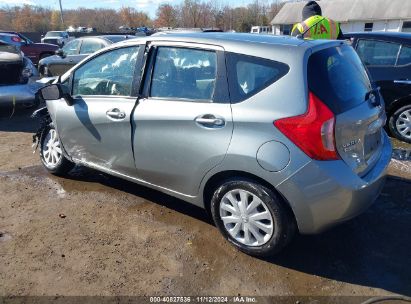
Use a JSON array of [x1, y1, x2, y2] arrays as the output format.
[[41, 31, 73, 47]]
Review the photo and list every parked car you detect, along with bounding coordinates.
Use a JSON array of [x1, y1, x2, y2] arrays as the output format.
[[38, 35, 135, 77], [0, 31, 58, 65], [41, 31, 72, 47], [347, 32, 411, 143], [0, 40, 42, 109], [35, 33, 391, 257]]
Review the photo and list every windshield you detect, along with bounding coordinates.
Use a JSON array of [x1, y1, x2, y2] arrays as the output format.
[[308, 44, 372, 113], [45, 32, 63, 38]]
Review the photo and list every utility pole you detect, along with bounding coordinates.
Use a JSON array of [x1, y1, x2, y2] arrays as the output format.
[[58, 0, 65, 27]]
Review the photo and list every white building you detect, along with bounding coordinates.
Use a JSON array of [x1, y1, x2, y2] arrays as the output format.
[[250, 26, 272, 34], [271, 0, 411, 35]]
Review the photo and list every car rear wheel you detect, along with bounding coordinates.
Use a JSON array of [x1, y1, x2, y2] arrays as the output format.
[[40, 126, 74, 175], [389, 104, 411, 143], [211, 178, 296, 257]]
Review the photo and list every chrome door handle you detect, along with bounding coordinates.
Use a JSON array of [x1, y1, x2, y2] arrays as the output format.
[[394, 80, 411, 85], [106, 108, 126, 119], [195, 115, 225, 127]]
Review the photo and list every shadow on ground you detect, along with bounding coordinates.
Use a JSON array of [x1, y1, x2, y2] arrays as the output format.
[[270, 175, 411, 296], [0, 107, 40, 133], [54, 164, 411, 296], [62, 165, 213, 225]]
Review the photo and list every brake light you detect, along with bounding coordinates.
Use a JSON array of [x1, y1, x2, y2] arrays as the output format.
[[11, 36, 21, 43], [274, 92, 339, 160]]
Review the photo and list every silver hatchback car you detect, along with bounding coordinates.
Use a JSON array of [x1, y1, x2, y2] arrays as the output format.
[[36, 33, 392, 257]]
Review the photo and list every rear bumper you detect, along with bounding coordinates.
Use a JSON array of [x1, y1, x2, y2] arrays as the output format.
[[0, 79, 43, 107], [277, 131, 392, 234]]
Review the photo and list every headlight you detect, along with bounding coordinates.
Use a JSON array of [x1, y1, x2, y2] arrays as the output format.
[[22, 67, 33, 78]]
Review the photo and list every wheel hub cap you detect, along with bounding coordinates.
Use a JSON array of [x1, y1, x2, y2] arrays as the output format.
[[42, 129, 62, 167], [219, 189, 274, 247], [396, 109, 411, 139]]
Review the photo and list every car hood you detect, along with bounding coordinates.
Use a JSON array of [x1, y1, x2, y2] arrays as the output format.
[[31, 42, 59, 49]]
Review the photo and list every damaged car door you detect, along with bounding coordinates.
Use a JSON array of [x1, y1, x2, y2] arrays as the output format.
[[53, 45, 143, 174]]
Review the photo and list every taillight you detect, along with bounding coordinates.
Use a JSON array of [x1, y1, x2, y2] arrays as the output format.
[[274, 92, 339, 160], [11, 36, 21, 43]]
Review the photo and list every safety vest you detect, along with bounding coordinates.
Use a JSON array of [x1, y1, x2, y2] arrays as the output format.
[[292, 15, 340, 40]]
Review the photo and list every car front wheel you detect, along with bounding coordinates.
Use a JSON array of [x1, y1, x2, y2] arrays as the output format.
[[211, 179, 296, 257], [389, 104, 411, 143], [40, 126, 74, 175]]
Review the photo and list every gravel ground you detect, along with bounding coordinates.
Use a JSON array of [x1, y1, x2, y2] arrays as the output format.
[[0, 110, 410, 301]]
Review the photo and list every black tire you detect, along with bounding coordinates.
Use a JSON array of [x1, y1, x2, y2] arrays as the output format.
[[388, 104, 411, 144], [39, 125, 75, 176], [210, 178, 296, 257]]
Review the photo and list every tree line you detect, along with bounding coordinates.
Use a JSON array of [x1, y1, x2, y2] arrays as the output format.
[[0, 0, 286, 33]]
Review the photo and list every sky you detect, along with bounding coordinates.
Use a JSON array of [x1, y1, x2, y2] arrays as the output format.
[[0, 0, 263, 18]]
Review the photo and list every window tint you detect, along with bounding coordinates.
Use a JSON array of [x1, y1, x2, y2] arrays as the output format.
[[356, 39, 401, 66], [73, 46, 139, 96], [80, 39, 105, 54], [397, 45, 411, 65], [226, 53, 289, 103], [62, 39, 81, 55], [308, 45, 372, 114], [151, 47, 217, 101]]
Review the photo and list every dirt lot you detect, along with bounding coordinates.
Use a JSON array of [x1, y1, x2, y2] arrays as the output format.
[[0, 110, 410, 300]]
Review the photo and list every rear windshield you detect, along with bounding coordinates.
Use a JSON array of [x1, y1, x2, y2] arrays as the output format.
[[105, 36, 130, 43], [45, 32, 63, 38], [308, 44, 372, 113]]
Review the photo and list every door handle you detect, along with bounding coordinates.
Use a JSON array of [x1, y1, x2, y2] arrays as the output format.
[[394, 80, 411, 85], [106, 108, 126, 119], [195, 115, 225, 127]]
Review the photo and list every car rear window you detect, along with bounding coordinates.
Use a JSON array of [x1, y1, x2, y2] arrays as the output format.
[[356, 39, 401, 66], [398, 45, 411, 65], [308, 45, 372, 114], [226, 53, 289, 103]]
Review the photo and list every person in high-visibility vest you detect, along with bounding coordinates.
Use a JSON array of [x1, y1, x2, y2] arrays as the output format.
[[291, 1, 344, 40]]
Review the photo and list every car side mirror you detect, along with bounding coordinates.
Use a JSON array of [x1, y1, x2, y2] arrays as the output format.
[[55, 49, 65, 58], [39, 83, 74, 106]]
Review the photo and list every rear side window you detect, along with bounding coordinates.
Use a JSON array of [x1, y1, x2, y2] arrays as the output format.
[[226, 53, 289, 103], [80, 40, 105, 54], [356, 39, 401, 66], [397, 45, 411, 65], [308, 45, 372, 114]]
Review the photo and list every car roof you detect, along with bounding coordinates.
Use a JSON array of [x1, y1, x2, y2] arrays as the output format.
[[118, 32, 340, 51], [0, 32, 18, 37], [346, 32, 411, 44], [79, 35, 132, 43]]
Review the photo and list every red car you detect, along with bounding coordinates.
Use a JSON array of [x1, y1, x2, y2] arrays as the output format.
[[0, 31, 58, 65]]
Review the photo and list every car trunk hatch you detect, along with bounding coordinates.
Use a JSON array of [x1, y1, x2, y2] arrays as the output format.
[[308, 44, 386, 176]]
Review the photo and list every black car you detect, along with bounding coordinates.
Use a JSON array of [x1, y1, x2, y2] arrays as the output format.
[[38, 35, 135, 78], [347, 32, 411, 143]]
